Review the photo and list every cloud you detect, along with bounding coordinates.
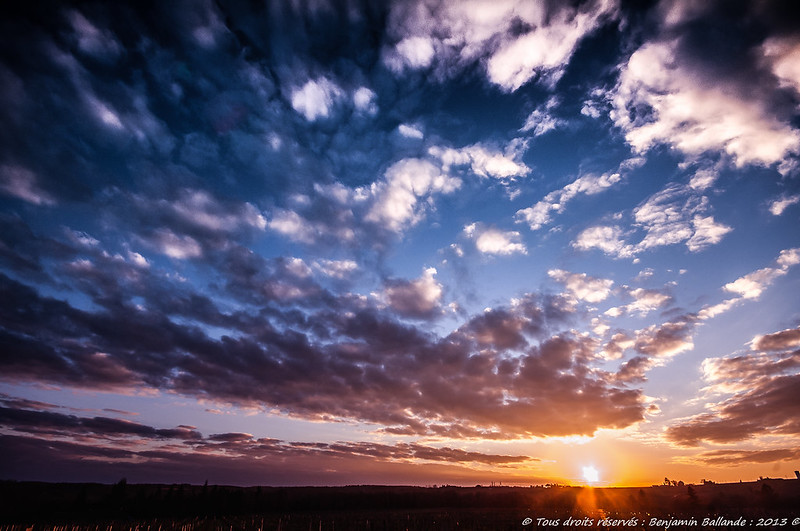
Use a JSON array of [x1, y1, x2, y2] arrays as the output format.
[[268, 208, 356, 245], [312, 259, 359, 279], [611, 249, 800, 384], [464, 223, 527, 256], [147, 229, 203, 260], [606, 287, 673, 317], [761, 35, 800, 97], [143, 189, 266, 234], [612, 315, 697, 383], [398, 123, 424, 139], [0, 431, 542, 485], [384, 0, 618, 91], [548, 269, 613, 303], [364, 158, 460, 233], [384, 36, 436, 72], [0, 398, 544, 484], [633, 180, 731, 253], [0, 272, 644, 439], [623, 288, 672, 316], [0, 165, 57, 206], [698, 248, 800, 319], [610, 2, 800, 168], [67, 10, 122, 62], [516, 158, 643, 231], [769, 194, 800, 215], [572, 170, 731, 257], [573, 225, 635, 259], [753, 327, 800, 352], [693, 448, 800, 466], [0, 406, 202, 441], [485, 0, 617, 90], [429, 142, 530, 182], [382, 267, 444, 319], [520, 97, 564, 136], [666, 325, 800, 446], [723, 261, 794, 300], [291, 77, 345, 121], [352, 86, 378, 115]]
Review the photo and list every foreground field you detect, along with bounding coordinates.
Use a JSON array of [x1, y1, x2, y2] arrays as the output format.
[[1, 479, 799, 530]]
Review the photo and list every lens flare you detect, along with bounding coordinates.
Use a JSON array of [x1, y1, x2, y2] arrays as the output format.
[[582, 465, 600, 483]]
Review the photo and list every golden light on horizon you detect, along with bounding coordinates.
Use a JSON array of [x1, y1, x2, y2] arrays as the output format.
[[582, 465, 600, 484]]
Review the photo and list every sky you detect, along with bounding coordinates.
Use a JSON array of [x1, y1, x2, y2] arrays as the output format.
[[1, 0, 799, 488]]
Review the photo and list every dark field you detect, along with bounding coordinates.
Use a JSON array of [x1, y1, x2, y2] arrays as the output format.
[[1, 479, 799, 530]]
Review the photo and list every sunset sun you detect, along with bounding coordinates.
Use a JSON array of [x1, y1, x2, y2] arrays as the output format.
[[582, 466, 600, 484]]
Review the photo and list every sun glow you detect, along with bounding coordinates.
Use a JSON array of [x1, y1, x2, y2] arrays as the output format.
[[582, 465, 600, 484]]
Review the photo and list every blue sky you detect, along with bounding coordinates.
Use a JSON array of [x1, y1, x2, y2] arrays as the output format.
[[1, 0, 799, 486]]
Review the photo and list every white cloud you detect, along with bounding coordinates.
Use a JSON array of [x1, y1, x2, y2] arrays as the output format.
[[724, 267, 784, 300], [126, 250, 150, 268], [352, 86, 378, 115], [364, 158, 461, 233], [386, 36, 436, 72], [777, 248, 800, 268], [151, 229, 202, 259], [0, 165, 56, 206], [688, 168, 718, 191], [573, 225, 635, 259], [267, 208, 355, 244], [723, 248, 800, 299], [68, 10, 121, 60], [291, 77, 345, 121], [611, 40, 800, 167], [699, 248, 800, 320], [762, 36, 800, 96], [464, 145, 530, 180], [312, 259, 359, 279], [625, 288, 672, 316], [398, 123, 424, 139], [569, 168, 729, 258], [429, 142, 530, 181], [169, 189, 266, 232], [485, 0, 617, 91], [632, 178, 731, 253], [88, 95, 124, 130], [769, 194, 800, 216], [685, 215, 732, 252], [465, 223, 527, 256], [384, 0, 617, 91], [517, 171, 622, 230], [285, 257, 313, 278], [548, 269, 613, 303], [520, 97, 564, 136]]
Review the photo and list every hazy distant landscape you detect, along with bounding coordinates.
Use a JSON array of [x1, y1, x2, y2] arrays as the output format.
[[2, 479, 799, 530]]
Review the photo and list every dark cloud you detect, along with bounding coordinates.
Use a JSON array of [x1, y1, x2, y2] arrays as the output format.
[[0, 400, 540, 484], [382, 268, 443, 319], [695, 448, 800, 466], [667, 373, 800, 446], [0, 432, 543, 486], [611, 315, 698, 383], [0, 406, 202, 440], [0, 269, 644, 438], [666, 328, 800, 446], [753, 326, 800, 351]]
